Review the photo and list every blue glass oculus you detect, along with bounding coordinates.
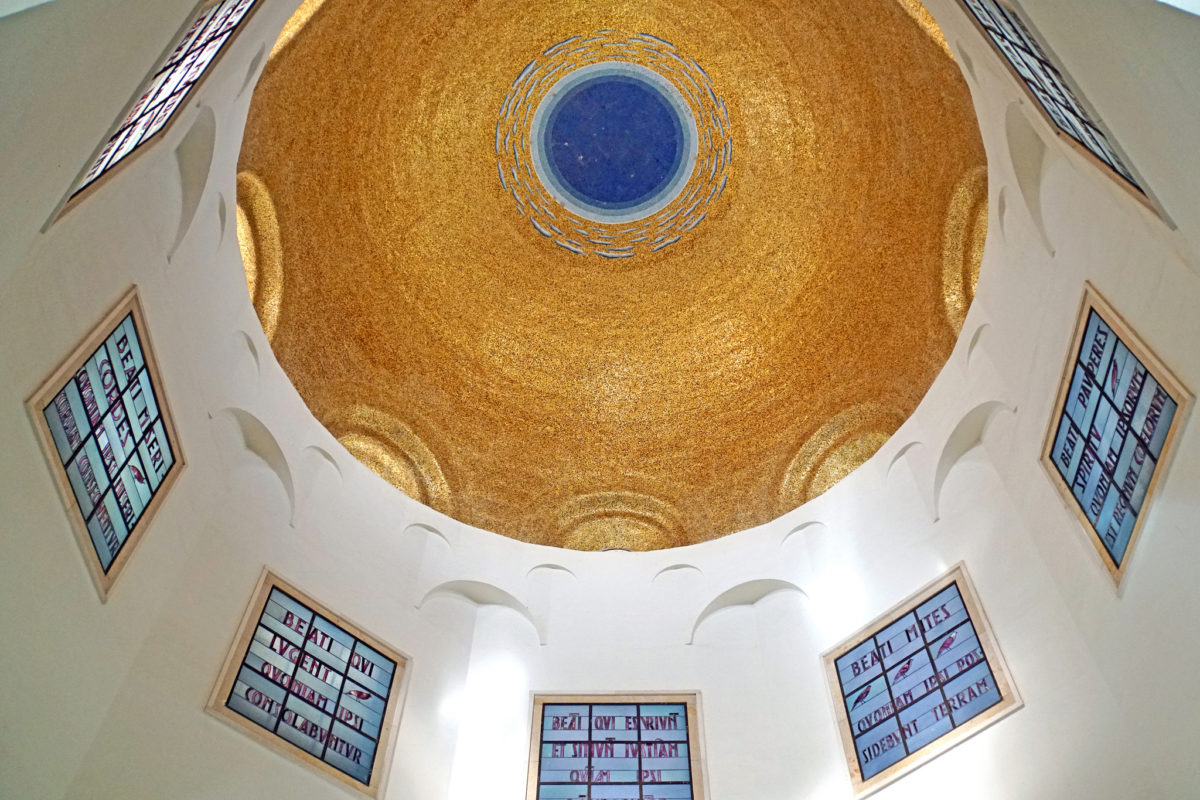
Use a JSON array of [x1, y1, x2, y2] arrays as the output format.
[[529, 61, 698, 225], [543, 75, 686, 210], [496, 32, 731, 256]]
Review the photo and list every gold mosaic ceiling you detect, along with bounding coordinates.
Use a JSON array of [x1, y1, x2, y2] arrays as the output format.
[[238, 0, 986, 550]]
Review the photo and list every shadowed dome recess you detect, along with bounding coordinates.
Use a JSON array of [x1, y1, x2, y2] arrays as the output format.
[[237, 0, 986, 550]]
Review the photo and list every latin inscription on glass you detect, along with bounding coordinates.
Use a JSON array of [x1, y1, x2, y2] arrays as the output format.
[[536, 701, 696, 800], [824, 566, 1020, 796], [834, 582, 999, 781], [224, 586, 399, 786], [1049, 308, 1179, 569], [41, 312, 176, 573], [70, 0, 258, 199], [961, 0, 1143, 193]]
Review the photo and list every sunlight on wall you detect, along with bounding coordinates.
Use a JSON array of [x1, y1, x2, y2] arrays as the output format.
[[445, 653, 530, 800], [804, 565, 873, 642]]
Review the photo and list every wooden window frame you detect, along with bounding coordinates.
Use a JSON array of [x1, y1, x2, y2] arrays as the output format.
[[1040, 282, 1192, 587], [45, 0, 262, 228], [25, 286, 185, 601], [206, 569, 410, 798], [526, 692, 708, 800], [822, 563, 1022, 798], [957, 0, 1173, 225]]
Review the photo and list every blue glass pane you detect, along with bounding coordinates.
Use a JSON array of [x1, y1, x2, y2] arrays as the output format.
[[1051, 304, 1181, 567], [961, 0, 1143, 192], [70, 0, 260, 199], [836, 581, 1009, 784], [224, 585, 399, 786]]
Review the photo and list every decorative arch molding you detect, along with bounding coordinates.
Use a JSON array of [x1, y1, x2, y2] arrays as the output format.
[[780, 520, 829, 550], [688, 579, 807, 644], [652, 563, 703, 583], [1005, 100, 1056, 256], [418, 580, 545, 645], [237, 43, 267, 99], [955, 38, 978, 82], [997, 185, 1012, 241], [169, 105, 217, 260], [526, 563, 577, 580], [234, 328, 262, 379], [216, 191, 228, 244], [967, 322, 993, 372], [933, 399, 1017, 520], [401, 522, 454, 553], [296, 443, 343, 494], [887, 440, 926, 478], [213, 405, 296, 523], [778, 522, 840, 584]]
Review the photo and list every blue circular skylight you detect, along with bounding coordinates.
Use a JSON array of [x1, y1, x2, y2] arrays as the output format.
[[529, 62, 699, 225], [496, 34, 732, 257], [543, 75, 686, 211]]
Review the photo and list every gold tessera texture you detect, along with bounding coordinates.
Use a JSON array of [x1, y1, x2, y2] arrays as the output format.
[[237, 0, 986, 550]]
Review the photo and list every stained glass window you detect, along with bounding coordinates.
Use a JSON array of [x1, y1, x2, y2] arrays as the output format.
[[961, 0, 1143, 193], [28, 289, 182, 598], [69, 0, 258, 200], [529, 695, 704, 800], [1044, 286, 1190, 583], [210, 573, 407, 796], [824, 566, 1020, 795]]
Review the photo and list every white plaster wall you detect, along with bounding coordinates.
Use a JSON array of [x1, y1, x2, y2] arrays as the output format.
[[0, 1, 1198, 799]]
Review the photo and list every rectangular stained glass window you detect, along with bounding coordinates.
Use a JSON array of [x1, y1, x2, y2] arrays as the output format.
[[961, 0, 1144, 194], [27, 288, 183, 600], [528, 694, 706, 800], [1044, 285, 1190, 584], [823, 565, 1020, 796], [68, 0, 258, 201], [210, 572, 408, 797]]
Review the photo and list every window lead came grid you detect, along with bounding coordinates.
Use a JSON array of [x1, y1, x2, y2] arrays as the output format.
[[824, 565, 1021, 796], [40, 312, 176, 573], [834, 582, 1000, 781], [209, 573, 408, 796], [224, 585, 399, 787], [1048, 305, 1181, 570], [961, 0, 1144, 194], [69, 0, 259, 200], [535, 700, 698, 800]]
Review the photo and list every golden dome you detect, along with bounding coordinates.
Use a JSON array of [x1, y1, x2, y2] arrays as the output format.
[[237, 0, 985, 549]]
